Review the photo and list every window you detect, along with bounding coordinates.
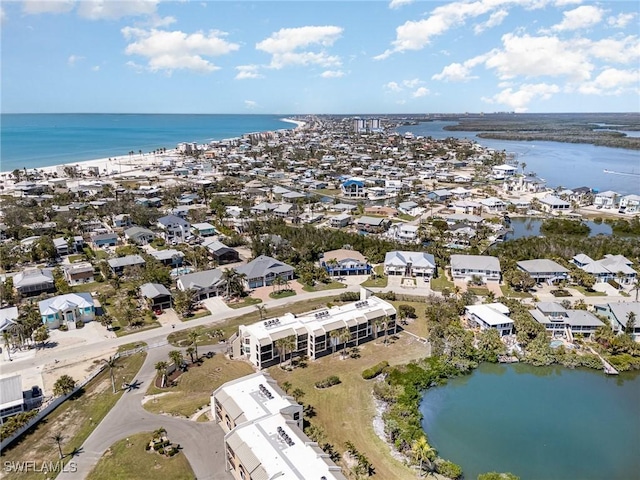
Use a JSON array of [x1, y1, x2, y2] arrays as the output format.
[[293, 412, 300, 421]]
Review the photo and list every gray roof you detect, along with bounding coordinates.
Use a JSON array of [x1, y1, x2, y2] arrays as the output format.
[[91, 232, 118, 241], [124, 226, 154, 239], [355, 216, 385, 226], [0, 375, 23, 408], [107, 254, 145, 269], [203, 239, 236, 256], [450, 255, 501, 272], [398, 201, 419, 210], [157, 214, 190, 227], [236, 255, 294, 279], [177, 268, 223, 290], [385, 251, 435, 268], [600, 302, 640, 328], [13, 268, 54, 288], [517, 259, 569, 274], [0, 307, 19, 332], [565, 311, 604, 328], [140, 283, 171, 299], [150, 249, 184, 262]]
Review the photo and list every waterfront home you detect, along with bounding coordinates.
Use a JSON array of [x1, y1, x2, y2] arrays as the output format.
[[124, 226, 155, 246], [465, 303, 513, 336], [331, 203, 357, 213], [157, 214, 191, 243], [203, 239, 240, 265], [231, 290, 395, 368], [387, 223, 420, 243], [593, 302, 640, 341], [492, 164, 518, 178], [176, 268, 225, 300], [573, 254, 637, 285], [594, 190, 619, 208], [150, 249, 184, 267], [516, 259, 570, 284], [354, 216, 388, 233], [13, 268, 55, 296], [107, 254, 145, 276], [191, 222, 217, 237], [320, 248, 370, 276], [539, 195, 571, 213], [450, 255, 501, 283], [39, 292, 95, 329], [63, 263, 95, 286], [479, 197, 507, 214], [503, 174, 546, 193], [452, 201, 482, 215], [398, 201, 420, 216], [384, 251, 436, 279], [140, 283, 172, 310], [447, 223, 477, 248], [90, 232, 118, 248], [329, 213, 352, 228], [529, 302, 604, 339], [619, 194, 640, 213], [341, 178, 366, 198], [445, 214, 484, 226], [236, 255, 294, 289]]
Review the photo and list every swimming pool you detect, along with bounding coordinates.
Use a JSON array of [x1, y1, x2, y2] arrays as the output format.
[[170, 267, 193, 277], [550, 340, 564, 348]]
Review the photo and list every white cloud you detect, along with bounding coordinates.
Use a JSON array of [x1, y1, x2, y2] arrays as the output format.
[[77, 0, 158, 20], [432, 62, 478, 82], [474, 10, 508, 34], [554, 0, 582, 5], [1, 6, 6, 23], [587, 36, 640, 64], [121, 27, 239, 73], [403, 78, 423, 88], [235, 65, 263, 80], [578, 68, 640, 95], [385, 81, 402, 92], [482, 82, 560, 112], [608, 12, 637, 29], [92, 65, 100, 71], [67, 54, 84, 66], [321, 70, 344, 78], [147, 15, 176, 28], [412, 87, 429, 97], [244, 100, 258, 109], [22, 0, 75, 15], [549, 5, 604, 32], [256, 25, 343, 69], [389, 0, 414, 9]]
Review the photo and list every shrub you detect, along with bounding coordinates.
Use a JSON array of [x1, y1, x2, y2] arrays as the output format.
[[145, 443, 151, 451], [157, 448, 164, 455], [436, 459, 463, 479], [398, 304, 417, 319], [362, 361, 389, 380], [338, 291, 359, 302], [377, 291, 396, 301], [315, 375, 341, 389], [59, 324, 69, 332]]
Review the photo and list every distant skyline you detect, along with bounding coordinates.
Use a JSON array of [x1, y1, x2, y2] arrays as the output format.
[[2, 0, 639, 114]]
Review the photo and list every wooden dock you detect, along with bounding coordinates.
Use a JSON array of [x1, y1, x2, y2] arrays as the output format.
[[587, 346, 619, 375]]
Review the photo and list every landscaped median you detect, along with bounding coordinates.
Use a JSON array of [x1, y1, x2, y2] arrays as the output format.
[[1, 351, 147, 480]]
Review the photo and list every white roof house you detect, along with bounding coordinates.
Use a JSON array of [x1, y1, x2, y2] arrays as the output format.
[[384, 251, 436, 278], [450, 255, 501, 282], [465, 303, 513, 336], [38, 293, 95, 329]]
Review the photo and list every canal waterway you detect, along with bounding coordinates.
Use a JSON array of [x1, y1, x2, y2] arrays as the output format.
[[504, 217, 613, 241], [396, 121, 640, 195], [419, 363, 640, 480]]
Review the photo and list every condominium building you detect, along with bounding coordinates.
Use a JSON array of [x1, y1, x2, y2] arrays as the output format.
[[230, 289, 396, 369]]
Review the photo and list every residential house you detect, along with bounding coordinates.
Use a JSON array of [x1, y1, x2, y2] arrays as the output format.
[[503, 174, 546, 193], [619, 194, 640, 213], [397, 201, 420, 216], [231, 290, 395, 368], [492, 164, 518, 178], [447, 223, 477, 248], [0, 375, 43, 425], [53, 237, 70, 256], [236, 255, 294, 289], [539, 195, 571, 213], [452, 201, 482, 215], [450, 255, 501, 283], [176, 268, 225, 300], [157, 215, 191, 243], [573, 254, 637, 285], [112, 214, 131, 228], [516, 259, 570, 284], [355, 216, 388, 233], [150, 249, 185, 267], [13, 269, 55, 296], [39, 293, 95, 329], [203, 239, 240, 265], [63, 263, 95, 286], [124, 226, 155, 246], [331, 203, 357, 213], [273, 203, 295, 219], [479, 197, 507, 213], [594, 190, 619, 209], [387, 223, 420, 243], [329, 213, 352, 228], [593, 302, 640, 341], [465, 303, 514, 336], [427, 189, 452, 203], [90, 232, 118, 249], [107, 254, 145, 276], [140, 283, 172, 310], [341, 179, 366, 198], [384, 251, 436, 279], [251, 202, 277, 216], [529, 302, 604, 339], [320, 249, 371, 276], [191, 222, 217, 237]]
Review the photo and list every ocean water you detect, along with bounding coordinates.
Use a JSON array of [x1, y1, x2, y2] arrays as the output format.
[[0, 114, 293, 172]]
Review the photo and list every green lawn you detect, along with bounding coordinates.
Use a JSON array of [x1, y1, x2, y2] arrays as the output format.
[[467, 287, 490, 296], [396, 213, 416, 221], [269, 289, 297, 299], [302, 281, 347, 292], [1, 353, 147, 480], [181, 309, 210, 321], [226, 296, 262, 309], [87, 432, 195, 480], [500, 285, 533, 298], [430, 275, 454, 292], [68, 254, 84, 263], [361, 265, 388, 288], [143, 354, 254, 418]]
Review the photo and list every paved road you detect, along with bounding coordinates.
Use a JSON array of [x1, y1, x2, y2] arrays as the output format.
[[58, 343, 232, 480]]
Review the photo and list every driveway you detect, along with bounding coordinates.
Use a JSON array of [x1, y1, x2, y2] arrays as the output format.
[[58, 344, 232, 480], [203, 296, 233, 314]]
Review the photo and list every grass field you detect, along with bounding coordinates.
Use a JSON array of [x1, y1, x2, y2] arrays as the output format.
[[500, 285, 533, 298], [430, 275, 454, 292], [143, 354, 254, 418], [361, 265, 388, 288], [87, 432, 195, 480], [302, 281, 347, 292], [1, 352, 147, 480], [268, 333, 428, 480], [269, 289, 297, 299], [226, 296, 262, 309], [572, 286, 607, 296]]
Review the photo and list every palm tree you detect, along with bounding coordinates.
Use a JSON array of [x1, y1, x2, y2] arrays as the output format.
[[631, 278, 639, 302], [188, 330, 200, 360], [102, 355, 118, 394], [625, 311, 636, 335], [329, 329, 341, 356], [53, 375, 76, 396], [411, 435, 436, 476], [168, 349, 184, 368], [155, 361, 168, 388], [616, 271, 625, 289], [186, 346, 196, 364], [52, 433, 66, 459], [275, 335, 296, 367], [272, 276, 286, 293], [2, 331, 12, 361], [222, 268, 239, 298], [338, 328, 351, 359], [256, 304, 267, 321]]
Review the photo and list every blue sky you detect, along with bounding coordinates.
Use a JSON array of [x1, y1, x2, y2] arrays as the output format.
[[2, 0, 639, 114]]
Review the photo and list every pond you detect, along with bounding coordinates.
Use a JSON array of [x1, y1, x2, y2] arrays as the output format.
[[504, 217, 613, 240]]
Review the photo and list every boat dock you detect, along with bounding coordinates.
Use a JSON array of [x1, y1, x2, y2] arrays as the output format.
[[587, 346, 619, 375]]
